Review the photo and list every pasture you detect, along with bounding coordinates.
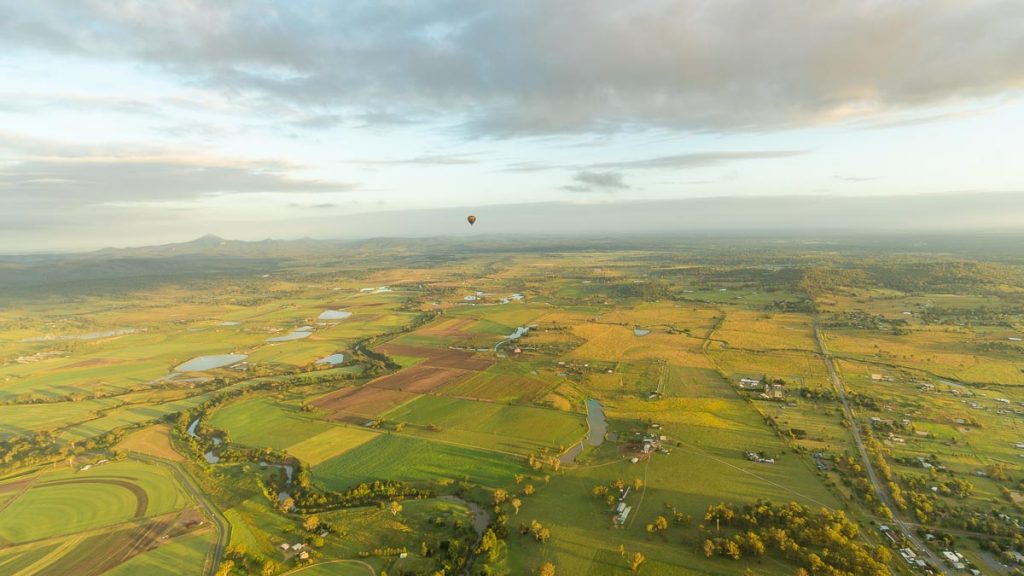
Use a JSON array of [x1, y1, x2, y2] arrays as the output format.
[[0, 460, 188, 544], [313, 434, 524, 490]]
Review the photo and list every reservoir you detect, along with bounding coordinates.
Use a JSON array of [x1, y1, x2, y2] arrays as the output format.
[[560, 398, 607, 464], [316, 353, 346, 366], [318, 310, 352, 321], [176, 353, 248, 372]]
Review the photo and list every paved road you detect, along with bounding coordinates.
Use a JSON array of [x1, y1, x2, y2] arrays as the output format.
[[131, 454, 230, 576], [814, 324, 949, 576]]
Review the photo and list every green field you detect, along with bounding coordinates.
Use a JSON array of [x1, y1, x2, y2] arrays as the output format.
[[314, 434, 524, 490], [382, 394, 587, 455], [0, 460, 189, 544], [209, 397, 332, 450]]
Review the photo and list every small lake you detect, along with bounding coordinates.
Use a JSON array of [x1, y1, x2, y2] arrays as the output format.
[[267, 330, 312, 343], [318, 310, 352, 321], [634, 328, 651, 336], [316, 353, 346, 366], [176, 353, 248, 372], [560, 398, 607, 464]]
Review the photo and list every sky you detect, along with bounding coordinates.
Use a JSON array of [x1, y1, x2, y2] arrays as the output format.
[[1, 0, 1023, 252]]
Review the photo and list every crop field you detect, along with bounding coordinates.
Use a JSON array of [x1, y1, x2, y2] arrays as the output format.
[[0, 460, 190, 552], [284, 426, 379, 466], [209, 398, 332, 450], [7, 240, 1024, 575], [313, 434, 524, 490], [382, 394, 587, 454], [439, 364, 557, 403], [312, 386, 419, 422], [115, 424, 184, 461]]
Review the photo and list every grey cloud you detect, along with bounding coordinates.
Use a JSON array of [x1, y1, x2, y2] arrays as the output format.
[[564, 170, 629, 193], [2, 1, 1022, 136], [0, 133, 356, 203], [503, 150, 803, 174], [0, 158, 353, 202]]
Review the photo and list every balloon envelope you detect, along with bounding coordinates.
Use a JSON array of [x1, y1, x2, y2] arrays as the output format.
[[467, 215, 476, 225]]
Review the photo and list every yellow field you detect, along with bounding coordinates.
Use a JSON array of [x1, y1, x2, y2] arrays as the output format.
[[567, 323, 713, 367], [285, 426, 379, 465], [115, 424, 184, 461], [716, 310, 817, 351]]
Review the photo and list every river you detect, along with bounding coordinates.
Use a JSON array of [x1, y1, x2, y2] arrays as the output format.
[[560, 398, 607, 464]]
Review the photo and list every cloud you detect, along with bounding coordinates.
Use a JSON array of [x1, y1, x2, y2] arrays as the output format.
[[563, 170, 629, 193], [0, 131, 356, 204], [2, 1, 1022, 137], [358, 154, 480, 166], [591, 150, 807, 170], [502, 150, 804, 174]]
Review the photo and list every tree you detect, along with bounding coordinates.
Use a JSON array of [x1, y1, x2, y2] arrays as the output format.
[[261, 559, 277, 576], [633, 478, 644, 491], [703, 539, 715, 558], [511, 497, 522, 515], [494, 488, 509, 504], [389, 500, 403, 516], [279, 496, 295, 513], [654, 516, 669, 531], [477, 529, 499, 562], [214, 560, 234, 576], [725, 539, 742, 560], [303, 515, 320, 532], [524, 484, 535, 496], [538, 562, 556, 576], [630, 551, 645, 572]]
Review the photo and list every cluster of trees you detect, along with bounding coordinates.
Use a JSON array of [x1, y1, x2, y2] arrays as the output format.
[[283, 479, 430, 515], [699, 500, 891, 576], [411, 519, 479, 575], [616, 279, 672, 301], [1, 421, 138, 472], [0, 431, 66, 471], [215, 544, 278, 576]]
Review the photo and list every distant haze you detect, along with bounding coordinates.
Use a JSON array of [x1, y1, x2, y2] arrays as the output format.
[[4, 191, 1023, 254]]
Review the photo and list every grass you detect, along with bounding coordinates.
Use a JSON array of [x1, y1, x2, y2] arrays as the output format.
[[313, 434, 524, 491], [382, 394, 587, 455], [114, 424, 184, 461], [285, 426, 380, 466], [209, 397, 332, 450], [102, 529, 213, 576], [0, 460, 188, 544]]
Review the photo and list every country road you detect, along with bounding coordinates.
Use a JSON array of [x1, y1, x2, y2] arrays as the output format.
[[131, 454, 231, 576], [814, 323, 950, 576]]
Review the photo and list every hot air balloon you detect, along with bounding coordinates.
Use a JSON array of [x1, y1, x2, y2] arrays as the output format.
[[467, 215, 477, 226]]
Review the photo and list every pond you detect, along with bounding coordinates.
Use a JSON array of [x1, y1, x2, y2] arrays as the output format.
[[634, 328, 651, 336], [318, 310, 352, 321], [560, 398, 607, 464], [316, 353, 346, 366], [266, 330, 312, 343], [175, 353, 248, 372]]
